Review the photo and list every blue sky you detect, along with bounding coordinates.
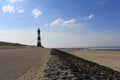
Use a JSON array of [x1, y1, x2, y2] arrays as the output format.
[[0, 0, 120, 48]]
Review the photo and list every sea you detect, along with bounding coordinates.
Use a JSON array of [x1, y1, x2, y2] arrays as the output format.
[[61, 46, 120, 51]]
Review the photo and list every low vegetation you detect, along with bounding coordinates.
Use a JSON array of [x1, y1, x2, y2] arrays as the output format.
[[0, 41, 26, 46]]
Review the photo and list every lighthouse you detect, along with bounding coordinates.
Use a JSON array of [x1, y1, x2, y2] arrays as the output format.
[[37, 28, 42, 47]]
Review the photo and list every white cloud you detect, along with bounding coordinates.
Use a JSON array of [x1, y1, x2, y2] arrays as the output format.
[[50, 18, 77, 27], [2, 5, 15, 13], [88, 14, 94, 19], [50, 18, 64, 27], [85, 14, 94, 20], [62, 19, 76, 26], [32, 8, 42, 18], [10, 0, 17, 2], [2, 5, 24, 14], [8, 0, 23, 3], [17, 6, 24, 14]]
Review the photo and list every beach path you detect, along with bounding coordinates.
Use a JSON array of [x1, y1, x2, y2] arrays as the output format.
[[0, 47, 51, 80]]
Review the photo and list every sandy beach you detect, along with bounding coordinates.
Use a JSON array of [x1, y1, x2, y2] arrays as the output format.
[[64, 50, 120, 72], [43, 49, 120, 80]]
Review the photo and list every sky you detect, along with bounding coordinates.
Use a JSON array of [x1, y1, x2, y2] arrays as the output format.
[[0, 0, 120, 48]]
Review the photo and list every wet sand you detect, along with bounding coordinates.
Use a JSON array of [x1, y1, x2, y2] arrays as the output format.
[[64, 50, 120, 72], [0, 47, 51, 80]]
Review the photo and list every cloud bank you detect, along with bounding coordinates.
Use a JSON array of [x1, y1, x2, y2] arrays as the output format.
[[0, 28, 119, 48], [42, 31, 120, 48]]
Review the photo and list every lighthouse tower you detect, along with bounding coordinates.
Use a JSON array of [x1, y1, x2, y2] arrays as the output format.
[[37, 28, 42, 47]]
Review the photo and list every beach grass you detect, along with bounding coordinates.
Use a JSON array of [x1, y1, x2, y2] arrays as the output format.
[[0, 41, 26, 46]]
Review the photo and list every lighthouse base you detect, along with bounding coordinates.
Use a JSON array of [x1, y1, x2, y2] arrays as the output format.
[[37, 43, 44, 48]]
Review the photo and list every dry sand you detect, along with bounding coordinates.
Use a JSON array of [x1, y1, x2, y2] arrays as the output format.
[[0, 47, 51, 80], [64, 50, 120, 72]]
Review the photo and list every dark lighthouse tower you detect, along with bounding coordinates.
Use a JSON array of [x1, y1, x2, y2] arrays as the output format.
[[37, 28, 42, 47]]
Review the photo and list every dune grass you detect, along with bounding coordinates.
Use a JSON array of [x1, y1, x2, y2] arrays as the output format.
[[0, 41, 26, 46]]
